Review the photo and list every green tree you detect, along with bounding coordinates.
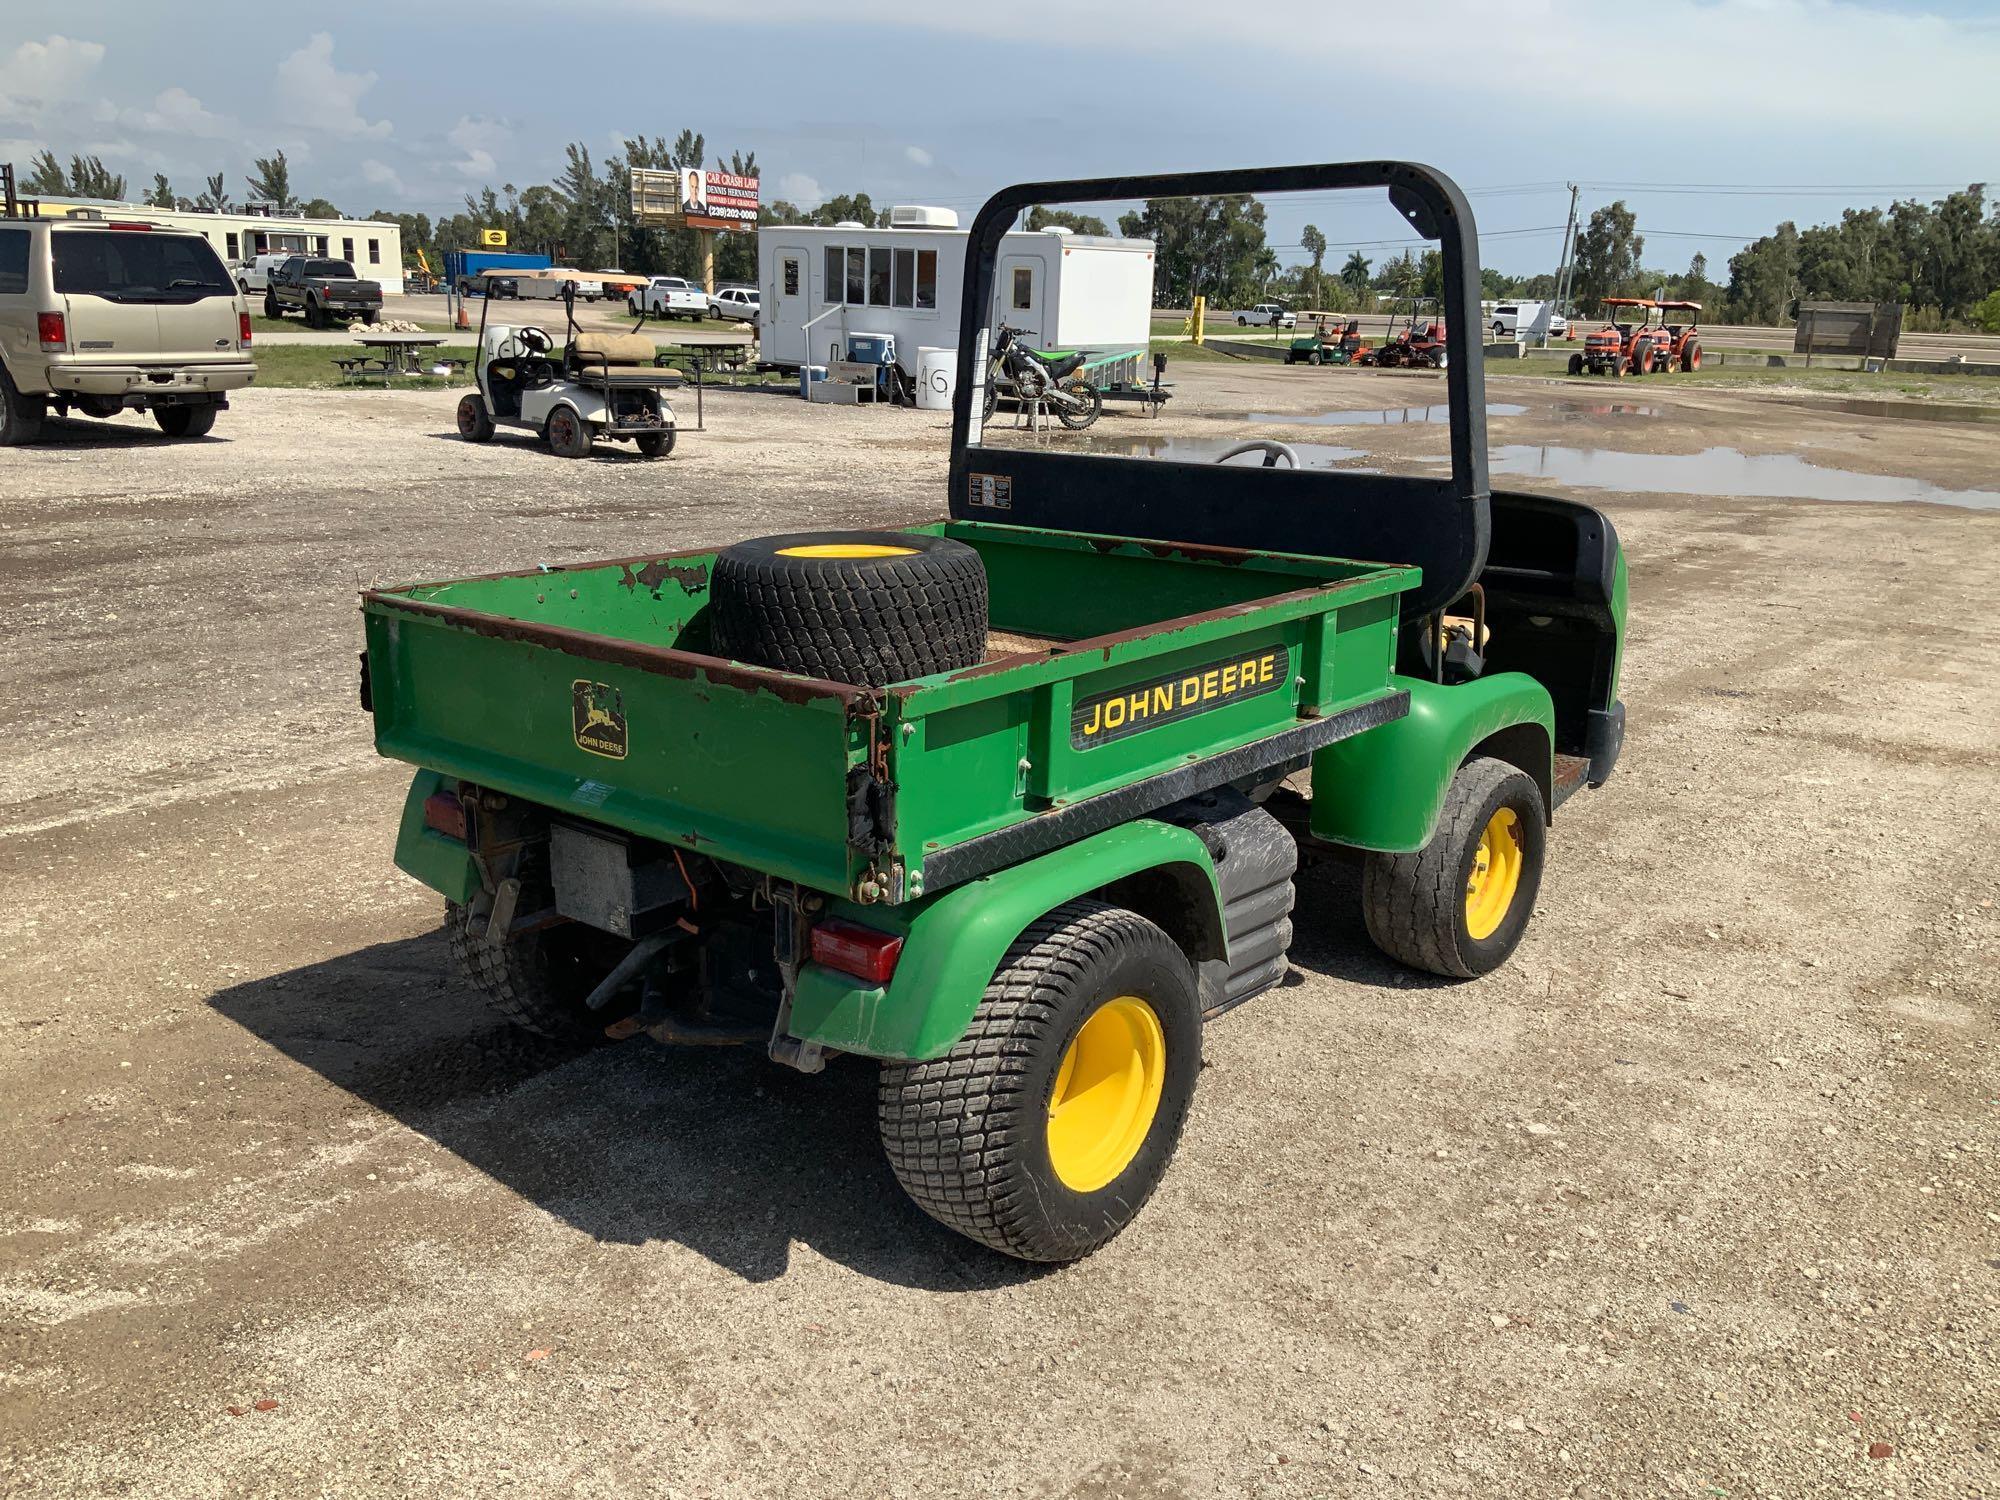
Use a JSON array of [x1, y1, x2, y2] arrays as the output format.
[[145, 173, 177, 210], [1726, 222, 1800, 324], [246, 151, 298, 214], [1572, 200, 1643, 309], [1339, 250, 1371, 290], [1028, 206, 1111, 235], [1299, 223, 1326, 308], [299, 197, 343, 219], [23, 151, 126, 201], [196, 172, 231, 214], [1117, 194, 1270, 307], [1971, 288, 2000, 333]]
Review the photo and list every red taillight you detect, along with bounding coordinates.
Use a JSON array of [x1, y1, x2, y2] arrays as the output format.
[[809, 919, 904, 984], [107, 221, 153, 231], [239, 311, 253, 345], [422, 791, 467, 841], [37, 312, 65, 351]]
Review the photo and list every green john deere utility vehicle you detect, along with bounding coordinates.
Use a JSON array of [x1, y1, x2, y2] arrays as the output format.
[[358, 161, 1628, 1263]]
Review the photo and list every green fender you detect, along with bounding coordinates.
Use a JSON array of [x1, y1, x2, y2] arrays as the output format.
[[1308, 671, 1555, 854], [787, 819, 1224, 1063], [393, 770, 482, 904]]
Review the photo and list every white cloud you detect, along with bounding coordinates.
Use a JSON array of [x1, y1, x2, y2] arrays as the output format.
[[904, 145, 932, 167], [777, 171, 823, 206], [0, 34, 106, 125], [361, 158, 406, 194], [129, 87, 234, 139], [641, 0, 2000, 137], [448, 115, 508, 178], [274, 33, 390, 138]]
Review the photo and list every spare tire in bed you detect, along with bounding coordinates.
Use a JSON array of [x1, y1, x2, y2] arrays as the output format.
[[708, 530, 989, 686]]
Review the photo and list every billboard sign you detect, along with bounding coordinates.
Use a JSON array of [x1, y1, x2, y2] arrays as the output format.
[[630, 167, 759, 231]]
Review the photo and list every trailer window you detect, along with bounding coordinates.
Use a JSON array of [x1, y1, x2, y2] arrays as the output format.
[[226, 232, 240, 261], [823, 246, 842, 303], [0, 228, 28, 294], [867, 247, 891, 306], [368, 238, 380, 265], [783, 257, 799, 297], [916, 249, 937, 310], [846, 247, 865, 304], [342, 237, 355, 263], [1012, 265, 1033, 311], [891, 248, 913, 308]]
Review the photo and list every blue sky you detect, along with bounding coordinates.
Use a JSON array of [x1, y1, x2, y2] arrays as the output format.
[[1, 0, 1995, 276]]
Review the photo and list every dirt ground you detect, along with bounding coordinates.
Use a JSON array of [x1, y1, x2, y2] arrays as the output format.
[[1, 363, 1994, 1499]]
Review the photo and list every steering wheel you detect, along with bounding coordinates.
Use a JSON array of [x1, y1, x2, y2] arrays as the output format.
[[1214, 439, 1300, 469], [515, 326, 553, 354]]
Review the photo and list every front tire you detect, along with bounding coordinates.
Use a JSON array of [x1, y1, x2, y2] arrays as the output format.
[[457, 393, 495, 442], [154, 404, 217, 439], [545, 405, 593, 458], [1361, 755, 1546, 979], [878, 900, 1202, 1262]]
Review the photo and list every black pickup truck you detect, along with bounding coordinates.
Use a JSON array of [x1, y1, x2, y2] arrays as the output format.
[[263, 256, 383, 328]]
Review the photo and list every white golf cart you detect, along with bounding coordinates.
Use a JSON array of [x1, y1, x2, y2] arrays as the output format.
[[455, 279, 681, 459]]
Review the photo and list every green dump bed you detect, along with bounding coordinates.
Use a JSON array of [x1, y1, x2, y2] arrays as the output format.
[[361, 521, 1417, 904]]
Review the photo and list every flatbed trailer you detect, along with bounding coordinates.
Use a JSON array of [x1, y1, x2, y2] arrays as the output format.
[[360, 160, 1628, 1263]]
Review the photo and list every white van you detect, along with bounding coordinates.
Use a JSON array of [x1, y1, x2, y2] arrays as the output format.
[[236, 253, 288, 294], [1490, 300, 1568, 339]]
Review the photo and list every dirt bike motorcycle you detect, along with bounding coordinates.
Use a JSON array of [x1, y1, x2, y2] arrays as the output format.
[[981, 323, 1103, 429]]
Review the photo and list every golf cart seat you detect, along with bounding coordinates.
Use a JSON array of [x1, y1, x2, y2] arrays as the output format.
[[567, 331, 686, 389], [572, 332, 657, 365]]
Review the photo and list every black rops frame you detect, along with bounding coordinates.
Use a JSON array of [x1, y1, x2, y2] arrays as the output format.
[[948, 161, 1490, 619]]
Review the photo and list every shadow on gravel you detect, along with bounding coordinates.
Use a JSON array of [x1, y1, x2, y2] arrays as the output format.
[[1282, 848, 1461, 990], [210, 929, 1044, 1292], [25, 416, 221, 447]]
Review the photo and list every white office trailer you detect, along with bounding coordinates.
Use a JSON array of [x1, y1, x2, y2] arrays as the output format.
[[756, 207, 1156, 388], [29, 197, 407, 293]]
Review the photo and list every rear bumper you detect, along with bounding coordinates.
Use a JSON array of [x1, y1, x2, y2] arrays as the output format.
[[46, 362, 255, 399]]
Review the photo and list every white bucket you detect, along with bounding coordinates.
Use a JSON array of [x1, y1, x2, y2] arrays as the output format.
[[916, 347, 956, 411]]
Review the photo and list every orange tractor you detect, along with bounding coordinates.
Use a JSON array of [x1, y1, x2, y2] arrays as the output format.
[[1570, 298, 1704, 377]]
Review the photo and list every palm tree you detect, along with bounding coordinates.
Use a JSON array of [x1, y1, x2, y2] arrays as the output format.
[[1340, 250, 1371, 290]]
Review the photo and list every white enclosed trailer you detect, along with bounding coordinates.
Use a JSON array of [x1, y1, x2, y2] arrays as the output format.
[[756, 208, 1156, 382]]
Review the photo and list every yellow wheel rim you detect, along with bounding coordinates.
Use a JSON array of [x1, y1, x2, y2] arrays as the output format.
[[775, 542, 918, 559], [1046, 996, 1166, 1193], [1464, 806, 1524, 941]]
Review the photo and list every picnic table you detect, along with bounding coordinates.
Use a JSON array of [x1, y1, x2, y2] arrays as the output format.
[[334, 333, 452, 385]]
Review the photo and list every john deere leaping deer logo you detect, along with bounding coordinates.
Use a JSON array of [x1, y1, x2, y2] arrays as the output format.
[[571, 680, 628, 759]]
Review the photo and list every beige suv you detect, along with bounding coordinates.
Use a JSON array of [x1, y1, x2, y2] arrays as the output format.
[[0, 215, 254, 444]]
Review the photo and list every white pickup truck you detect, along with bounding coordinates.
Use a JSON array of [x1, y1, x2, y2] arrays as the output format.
[[630, 276, 708, 321], [1234, 303, 1297, 328]]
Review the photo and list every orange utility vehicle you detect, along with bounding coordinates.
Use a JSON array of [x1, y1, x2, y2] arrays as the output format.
[[1570, 297, 1703, 377]]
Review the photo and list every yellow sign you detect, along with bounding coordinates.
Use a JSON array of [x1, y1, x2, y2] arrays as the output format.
[[1189, 294, 1206, 345], [479, 228, 508, 247], [1072, 646, 1286, 748]]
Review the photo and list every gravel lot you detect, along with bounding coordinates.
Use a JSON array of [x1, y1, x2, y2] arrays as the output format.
[[1, 366, 1994, 1498]]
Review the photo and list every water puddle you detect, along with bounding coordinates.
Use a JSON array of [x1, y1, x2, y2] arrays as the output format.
[[1548, 400, 1670, 419], [1481, 444, 1999, 510], [1075, 436, 1370, 466], [1244, 402, 1525, 426], [1783, 397, 2000, 425]]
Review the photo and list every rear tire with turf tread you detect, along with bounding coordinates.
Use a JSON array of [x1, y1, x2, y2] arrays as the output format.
[[877, 899, 1201, 1262], [709, 530, 988, 686], [443, 899, 634, 1041], [635, 427, 674, 457], [545, 405, 592, 458], [1361, 754, 1546, 979]]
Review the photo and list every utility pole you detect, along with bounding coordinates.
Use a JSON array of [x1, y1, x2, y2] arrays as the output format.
[[1545, 182, 1580, 346]]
